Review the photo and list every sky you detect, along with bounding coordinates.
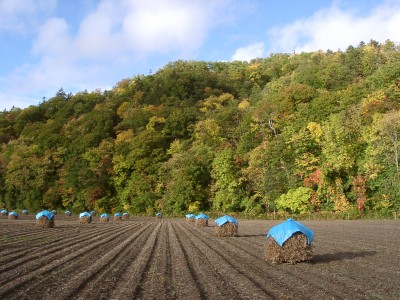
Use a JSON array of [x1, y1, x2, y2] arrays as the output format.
[[1, 0, 400, 111]]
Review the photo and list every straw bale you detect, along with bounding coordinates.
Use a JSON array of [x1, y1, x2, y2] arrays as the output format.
[[186, 218, 195, 224], [79, 215, 92, 224], [22, 211, 28, 215], [1, 211, 8, 216], [100, 217, 109, 223], [123, 214, 129, 220], [114, 216, 122, 221], [8, 214, 18, 220], [36, 216, 55, 228], [264, 232, 313, 264], [215, 222, 238, 237], [195, 218, 208, 227]]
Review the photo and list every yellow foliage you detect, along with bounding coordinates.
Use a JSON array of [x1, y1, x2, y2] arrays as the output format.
[[238, 99, 250, 110], [115, 129, 134, 144], [306, 122, 323, 143], [188, 202, 201, 212]]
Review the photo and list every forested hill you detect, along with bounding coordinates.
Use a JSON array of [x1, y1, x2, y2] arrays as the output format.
[[1, 40, 400, 216]]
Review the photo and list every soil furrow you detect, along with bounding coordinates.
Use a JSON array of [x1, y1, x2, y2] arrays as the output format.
[[107, 221, 161, 299], [172, 220, 242, 299], [58, 222, 157, 300], [0, 223, 143, 296]]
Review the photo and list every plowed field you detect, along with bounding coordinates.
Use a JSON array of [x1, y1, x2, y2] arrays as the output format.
[[0, 215, 399, 299]]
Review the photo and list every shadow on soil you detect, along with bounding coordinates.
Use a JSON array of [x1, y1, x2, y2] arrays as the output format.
[[239, 234, 266, 237], [311, 250, 377, 264]]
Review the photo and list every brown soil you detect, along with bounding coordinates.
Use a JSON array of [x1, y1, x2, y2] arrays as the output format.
[[0, 216, 398, 299]]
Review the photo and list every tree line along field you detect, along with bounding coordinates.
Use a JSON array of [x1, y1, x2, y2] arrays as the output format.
[[0, 214, 399, 300]]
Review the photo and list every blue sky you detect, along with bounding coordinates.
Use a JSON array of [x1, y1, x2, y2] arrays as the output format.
[[1, 0, 400, 111]]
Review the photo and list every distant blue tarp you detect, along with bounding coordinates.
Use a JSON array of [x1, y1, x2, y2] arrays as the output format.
[[101, 213, 110, 219], [123, 212, 129, 216], [114, 213, 122, 217], [195, 213, 209, 220], [9, 211, 18, 216], [156, 212, 162, 216], [79, 212, 91, 218], [267, 218, 314, 247], [1, 209, 7, 214], [22, 209, 28, 214], [65, 210, 71, 215], [186, 214, 196, 219], [36, 210, 54, 220], [215, 215, 238, 227]]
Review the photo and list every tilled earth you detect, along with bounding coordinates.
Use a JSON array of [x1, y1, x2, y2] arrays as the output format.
[[0, 215, 398, 299]]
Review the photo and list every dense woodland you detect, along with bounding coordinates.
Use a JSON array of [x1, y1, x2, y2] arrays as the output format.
[[1, 40, 400, 216]]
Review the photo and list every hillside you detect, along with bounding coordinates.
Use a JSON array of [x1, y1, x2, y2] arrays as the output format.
[[1, 39, 399, 216]]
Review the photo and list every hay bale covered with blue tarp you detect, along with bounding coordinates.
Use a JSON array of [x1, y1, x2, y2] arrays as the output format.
[[265, 218, 314, 264], [122, 212, 130, 220], [156, 212, 162, 220], [114, 213, 122, 221], [90, 210, 96, 216], [100, 213, 110, 223], [51, 210, 57, 215], [36, 210, 55, 228], [79, 212, 92, 224], [1, 209, 8, 216], [214, 215, 238, 237], [21, 209, 28, 215], [65, 210, 72, 216], [8, 211, 18, 220], [195, 213, 209, 227], [186, 213, 196, 224]]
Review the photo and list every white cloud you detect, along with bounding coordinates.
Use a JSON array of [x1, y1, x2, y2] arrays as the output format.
[[268, 1, 400, 54], [0, 0, 56, 34], [231, 42, 265, 61]]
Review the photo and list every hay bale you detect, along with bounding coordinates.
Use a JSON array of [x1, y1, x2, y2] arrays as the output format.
[[1, 210, 8, 216], [114, 213, 122, 221], [65, 210, 72, 216], [195, 218, 208, 227], [122, 213, 129, 220], [21, 210, 28, 215], [215, 222, 238, 237], [100, 216, 109, 223], [8, 213, 18, 220], [186, 217, 195, 224], [51, 210, 57, 215], [265, 233, 313, 264], [36, 216, 55, 228], [79, 215, 92, 224]]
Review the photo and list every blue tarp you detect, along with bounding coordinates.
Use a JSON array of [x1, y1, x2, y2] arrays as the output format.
[[9, 211, 18, 216], [79, 212, 91, 218], [1, 209, 7, 214], [195, 213, 209, 220], [22, 209, 28, 214], [36, 210, 54, 220], [101, 213, 110, 219], [267, 218, 314, 247], [123, 212, 129, 216], [156, 212, 162, 216], [65, 210, 71, 215], [215, 215, 238, 227], [186, 214, 196, 219], [114, 213, 122, 217]]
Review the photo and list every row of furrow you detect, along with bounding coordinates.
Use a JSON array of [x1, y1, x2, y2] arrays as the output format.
[[48, 221, 159, 300], [0, 223, 131, 266], [134, 220, 174, 300], [0, 222, 145, 296], [0, 222, 139, 275], [166, 219, 203, 299], [171, 220, 243, 299], [4, 221, 153, 300], [106, 221, 162, 299]]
